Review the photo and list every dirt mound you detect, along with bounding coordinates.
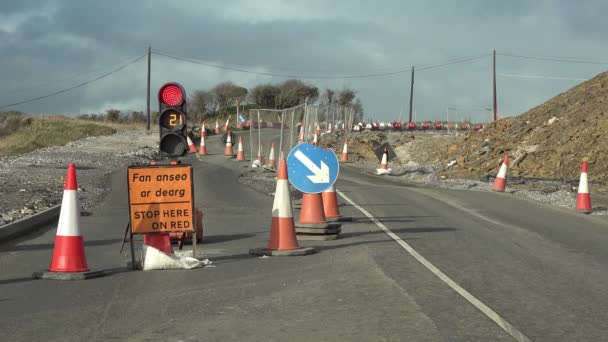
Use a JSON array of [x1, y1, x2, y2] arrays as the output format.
[[434, 71, 608, 181]]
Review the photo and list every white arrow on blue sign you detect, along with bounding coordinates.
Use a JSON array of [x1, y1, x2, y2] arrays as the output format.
[[286, 143, 339, 194]]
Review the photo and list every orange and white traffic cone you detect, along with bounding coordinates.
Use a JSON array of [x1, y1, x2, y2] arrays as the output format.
[[224, 115, 231, 132], [312, 133, 318, 146], [295, 191, 342, 239], [249, 159, 315, 256], [49, 163, 89, 273], [198, 134, 208, 155], [236, 136, 245, 161], [315, 122, 320, 136], [215, 119, 220, 134], [376, 147, 391, 175], [257, 140, 265, 165], [143, 234, 173, 254], [224, 131, 234, 156], [298, 128, 304, 144], [340, 139, 349, 162], [267, 143, 276, 168], [33, 164, 107, 279], [186, 135, 197, 153], [200, 122, 206, 137], [493, 155, 509, 192], [576, 160, 592, 213], [321, 184, 351, 222]]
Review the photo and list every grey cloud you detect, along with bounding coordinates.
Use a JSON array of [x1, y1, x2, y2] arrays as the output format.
[[1, 0, 607, 122]]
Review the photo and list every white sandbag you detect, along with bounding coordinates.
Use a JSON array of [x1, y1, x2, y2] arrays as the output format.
[[376, 168, 392, 176], [142, 245, 205, 270]]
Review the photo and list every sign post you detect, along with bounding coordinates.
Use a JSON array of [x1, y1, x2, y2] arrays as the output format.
[[127, 163, 196, 265]]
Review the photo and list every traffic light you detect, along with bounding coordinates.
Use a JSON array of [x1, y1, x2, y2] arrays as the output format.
[[158, 82, 188, 156]]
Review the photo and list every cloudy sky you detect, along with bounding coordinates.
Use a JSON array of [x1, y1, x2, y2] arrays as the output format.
[[1, 0, 608, 122]]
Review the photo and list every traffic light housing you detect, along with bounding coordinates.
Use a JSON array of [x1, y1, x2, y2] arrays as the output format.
[[158, 82, 188, 156]]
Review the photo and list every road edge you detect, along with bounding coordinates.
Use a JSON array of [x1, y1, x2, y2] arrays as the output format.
[[0, 205, 61, 242]]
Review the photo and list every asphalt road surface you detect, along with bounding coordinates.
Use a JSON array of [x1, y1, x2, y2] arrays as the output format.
[[1, 129, 607, 341]]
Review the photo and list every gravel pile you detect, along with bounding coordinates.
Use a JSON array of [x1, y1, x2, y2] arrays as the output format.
[[0, 130, 160, 226]]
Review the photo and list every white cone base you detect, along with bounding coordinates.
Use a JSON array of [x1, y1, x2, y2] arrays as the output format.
[[377, 168, 392, 175]]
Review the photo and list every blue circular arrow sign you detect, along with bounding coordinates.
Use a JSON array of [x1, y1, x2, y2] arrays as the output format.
[[286, 143, 339, 194]]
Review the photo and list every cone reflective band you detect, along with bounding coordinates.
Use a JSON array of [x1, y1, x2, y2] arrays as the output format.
[[576, 161, 592, 212], [158, 82, 188, 156], [49, 163, 88, 272], [493, 155, 509, 192]]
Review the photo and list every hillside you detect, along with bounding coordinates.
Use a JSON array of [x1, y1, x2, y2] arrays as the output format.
[[439, 71, 608, 181]]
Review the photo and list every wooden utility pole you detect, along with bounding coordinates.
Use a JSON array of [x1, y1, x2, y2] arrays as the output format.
[[493, 50, 497, 122], [408, 66, 415, 123], [146, 46, 151, 131]]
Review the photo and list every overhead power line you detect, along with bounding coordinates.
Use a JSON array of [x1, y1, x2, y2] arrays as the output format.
[[497, 52, 608, 65], [0, 54, 146, 110], [417, 54, 490, 71], [152, 50, 412, 79], [498, 73, 589, 81], [152, 50, 489, 79]]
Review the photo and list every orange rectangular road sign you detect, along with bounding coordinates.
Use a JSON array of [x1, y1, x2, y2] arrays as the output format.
[[127, 164, 194, 234]]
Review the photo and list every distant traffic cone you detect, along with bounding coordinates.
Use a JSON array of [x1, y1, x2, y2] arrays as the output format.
[[200, 122, 206, 137], [187, 135, 197, 153], [380, 148, 388, 169], [236, 136, 245, 161], [312, 133, 318, 146], [315, 122, 320, 136], [215, 119, 220, 134], [322, 183, 348, 222], [49, 163, 89, 272], [298, 128, 304, 143], [224, 131, 234, 156], [376, 147, 391, 175], [267, 143, 276, 168], [257, 140, 265, 165], [493, 155, 509, 192], [340, 139, 349, 162], [224, 115, 231, 132], [576, 161, 592, 213], [198, 134, 208, 155], [143, 234, 173, 254], [249, 159, 315, 256]]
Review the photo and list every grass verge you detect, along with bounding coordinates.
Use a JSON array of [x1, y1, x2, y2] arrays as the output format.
[[0, 116, 117, 156]]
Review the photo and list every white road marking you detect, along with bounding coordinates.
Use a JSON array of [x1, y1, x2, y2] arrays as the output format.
[[337, 190, 532, 342]]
